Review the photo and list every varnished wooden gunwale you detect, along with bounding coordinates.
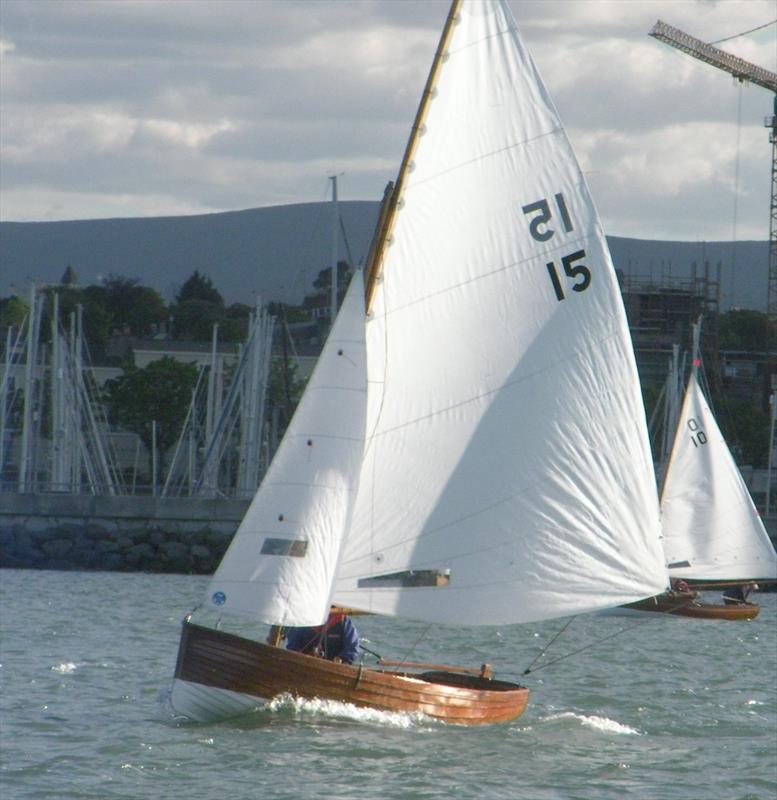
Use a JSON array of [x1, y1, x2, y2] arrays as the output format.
[[623, 593, 760, 620], [174, 620, 529, 725]]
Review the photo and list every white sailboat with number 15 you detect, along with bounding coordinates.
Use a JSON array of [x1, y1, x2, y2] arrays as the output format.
[[169, 0, 667, 726]]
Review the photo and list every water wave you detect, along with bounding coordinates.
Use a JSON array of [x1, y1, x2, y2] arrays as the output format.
[[51, 662, 79, 674], [542, 711, 642, 735], [266, 693, 432, 729]]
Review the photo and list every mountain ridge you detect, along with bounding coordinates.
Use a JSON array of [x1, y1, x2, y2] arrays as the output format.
[[1, 201, 768, 312]]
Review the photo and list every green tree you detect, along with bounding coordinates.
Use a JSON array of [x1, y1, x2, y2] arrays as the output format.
[[176, 271, 224, 306], [85, 276, 167, 337], [715, 400, 770, 468], [718, 310, 774, 352], [171, 299, 226, 341], [103, 356, 198, 481], [312, 261, 352, 293], [267, 301, 310, 324], [60, 265, 78, 285], [79, 293, 113, 350], [171, 271, 237, 341], [0, 295, 28, 329]]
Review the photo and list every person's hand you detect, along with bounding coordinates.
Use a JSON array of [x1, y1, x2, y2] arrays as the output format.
[[332, 657, 342, 664]]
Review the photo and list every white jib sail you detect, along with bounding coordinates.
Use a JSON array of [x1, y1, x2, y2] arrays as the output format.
[[206, 270, 367, 626], [661, 374, 777, 582], [333, 0, 667, 625]]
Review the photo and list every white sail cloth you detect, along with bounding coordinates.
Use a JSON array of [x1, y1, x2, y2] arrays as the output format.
[[661, 375, 777, 582], [206, 271, 367, 626], [332, 0, 667, 624]]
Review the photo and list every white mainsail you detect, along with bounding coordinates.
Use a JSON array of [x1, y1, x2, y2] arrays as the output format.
[[206, 270, 367, 626], [661, 373, 777, 582], [333, 0, 667, 624]]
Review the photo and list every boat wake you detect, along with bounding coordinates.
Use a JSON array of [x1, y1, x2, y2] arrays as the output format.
[[157, 683, 433, 729], [542, 712, 642, 736], [266, 694, 433, 729]]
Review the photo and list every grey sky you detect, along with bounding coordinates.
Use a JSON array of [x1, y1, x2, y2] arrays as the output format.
[[1, 0, 775, 241]]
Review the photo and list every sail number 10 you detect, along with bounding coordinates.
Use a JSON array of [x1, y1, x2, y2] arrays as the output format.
[[522, 192, 591, 302], [687, 417, 708, 448]]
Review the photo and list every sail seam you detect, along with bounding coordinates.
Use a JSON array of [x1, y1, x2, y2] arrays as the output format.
[[403, 126, 565, 195], [280, 433, 364, 443], [365, 329, 623, 439], [340, 445, 640, 573], [255, 481, 354, 491], [376, 229, 590, 320]]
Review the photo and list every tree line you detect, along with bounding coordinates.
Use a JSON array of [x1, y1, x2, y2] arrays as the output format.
[[0, 266, 774, 472]]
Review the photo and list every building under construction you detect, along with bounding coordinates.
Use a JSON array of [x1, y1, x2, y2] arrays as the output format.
[[620, 261, 721, 388]]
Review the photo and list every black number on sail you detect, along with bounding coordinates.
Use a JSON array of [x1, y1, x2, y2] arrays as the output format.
[[522, 193, 575, 242], [523, 193, 586, 301], [546, 250, 591, 302], [688, 417, 708, 447]]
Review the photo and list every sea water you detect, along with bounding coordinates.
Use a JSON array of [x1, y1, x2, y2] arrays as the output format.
[[0, 569, 774, 800]]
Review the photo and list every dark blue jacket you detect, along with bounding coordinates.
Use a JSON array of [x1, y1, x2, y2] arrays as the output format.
[[286, 616, 360, 664]]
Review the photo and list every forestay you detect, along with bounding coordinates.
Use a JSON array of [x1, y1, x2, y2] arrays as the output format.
[[661, 374, 777, 582], [333, 0, 667, 624], [206, 271, 367, 626]]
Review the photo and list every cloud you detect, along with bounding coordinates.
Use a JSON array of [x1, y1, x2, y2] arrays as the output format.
[[0, 0, 774, 243]]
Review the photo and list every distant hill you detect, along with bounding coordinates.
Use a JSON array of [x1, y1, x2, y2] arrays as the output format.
[[0, 202, 769, 311]]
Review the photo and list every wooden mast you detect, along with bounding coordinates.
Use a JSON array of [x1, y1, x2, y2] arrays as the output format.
[[364, 0, 463, 311]]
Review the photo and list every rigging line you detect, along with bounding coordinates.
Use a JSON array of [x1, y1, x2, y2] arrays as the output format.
[[522, 616, 576, 675], [709, 19, 777, 45], [521, 619, 648, 676], [392, 622, 433, 668], [359, 643, 383, 660], [523, 594, 706, 675]]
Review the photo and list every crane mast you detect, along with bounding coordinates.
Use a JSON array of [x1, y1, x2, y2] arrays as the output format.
[[649, 20, 777, 322]]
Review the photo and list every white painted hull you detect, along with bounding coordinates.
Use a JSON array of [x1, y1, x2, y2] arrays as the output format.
[[170, 677, 266, 722]]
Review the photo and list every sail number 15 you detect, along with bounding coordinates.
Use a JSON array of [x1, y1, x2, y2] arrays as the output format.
[[522, 192, 591, 302]]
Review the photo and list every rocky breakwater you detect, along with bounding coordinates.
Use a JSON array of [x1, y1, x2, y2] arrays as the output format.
[[0, 493, 250, 574]]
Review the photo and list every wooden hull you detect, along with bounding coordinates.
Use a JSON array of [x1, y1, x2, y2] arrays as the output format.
[[622, 593, 760, 621], [172, 620, 529, 726]]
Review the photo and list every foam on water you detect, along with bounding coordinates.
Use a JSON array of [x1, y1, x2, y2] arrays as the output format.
[[266, 693, 432, 729], [51, 662, 79, 674], [543, 711, 642, 735], [2, 571, 774, 799]]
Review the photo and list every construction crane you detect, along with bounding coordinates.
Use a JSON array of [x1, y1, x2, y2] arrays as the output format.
[[649, 20, 777, 323]]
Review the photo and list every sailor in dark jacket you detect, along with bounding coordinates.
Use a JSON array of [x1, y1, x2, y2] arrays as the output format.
[[722, 582, 757, 605], [286, 612, 360, 664]]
